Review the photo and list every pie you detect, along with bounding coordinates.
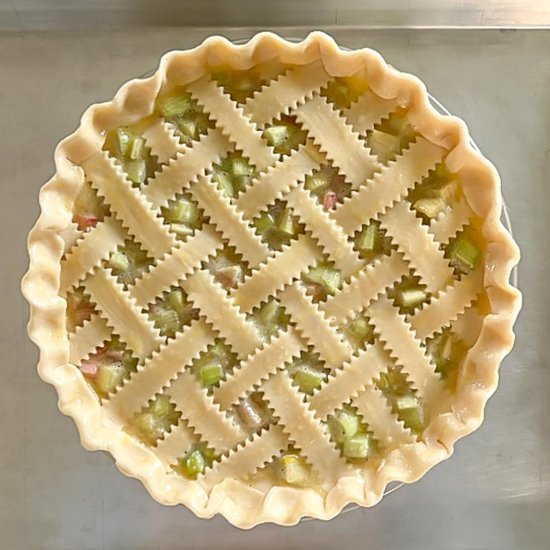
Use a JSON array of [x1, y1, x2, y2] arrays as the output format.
[[22, 31, 521, 527]]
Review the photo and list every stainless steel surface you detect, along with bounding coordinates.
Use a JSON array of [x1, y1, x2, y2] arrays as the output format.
[[0, 0, 549, 29], [1, 26, 548, 550]]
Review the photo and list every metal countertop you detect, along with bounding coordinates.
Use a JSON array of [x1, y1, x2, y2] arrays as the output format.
[[0, 24, 548, 550]]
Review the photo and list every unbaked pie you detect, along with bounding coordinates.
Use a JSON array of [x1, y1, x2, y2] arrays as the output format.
[[23, 32, 521, 527]]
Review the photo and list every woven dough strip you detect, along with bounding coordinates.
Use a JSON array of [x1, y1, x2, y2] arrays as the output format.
[[309, 341, 390, 420], [332, 138, 444, 234], [295, 94, 380, 189]]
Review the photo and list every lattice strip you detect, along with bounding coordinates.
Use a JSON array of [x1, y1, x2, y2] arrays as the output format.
[[131, 225, 223, 307], [83, 268, 163, 360], [332, 138, 444, 234], [68, 315, 112, 365], [105, 319, 214, 420], [203, 425, 289, 485], [142, 119, 184, 164], [60, 217, 126, 293], [295, 94, 379, 189], [285, 186, 362, 278], [450, 305, 484, 348], [352, 386, 412, 449], [155, 422, 199, 467], [232, 234, 322, 312], [345, 91, 400, 134], [429, 196, 473, 244], [310, 341, 390, 420], [82, 152, 176, 258], [190, 175, 269, 269], [322, 251, 409, 324], [262, 371, 351, 482], [369, 296, 442, 404], [186, 76, 276, 171], [143, 128, 233, 209], [380, 201, 454, 293], [214, 328, 303, 410], [235, 144, 320, 220], [183, 270, 261, 359], [168, 371, 243, 453], [279, 285, 351, 368], [243, 60, 331, 125], [411, 269, 482, 341]]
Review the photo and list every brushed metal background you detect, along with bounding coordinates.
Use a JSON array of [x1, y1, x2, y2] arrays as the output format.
[[1, 24, 548, 550]]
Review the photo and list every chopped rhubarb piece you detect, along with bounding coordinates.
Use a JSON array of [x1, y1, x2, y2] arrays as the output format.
[[357, 222, 380, 252], [158, 93, 193, 118], [124, 159, 147, 185], [128, 137, 145, 160], [237, 395, 267, 431], [396, 287, 427, 309], [115, 128, 132, 157], [74, 213, 98, 231], [95, 363, 126, 396], [80, 360, 99, 378], [276, 209, 297, 236], [343, 433, 371, 459], [279, 454, 309, 485], [293, 364, 326, 394], [180, 449, 206, 478], [414, 197, 446, 218], [328, 409, 360, 444], [264, 125, 289, 148], [199, 360, 224, 387], [108, 251, 130, 273], [323, 190, 338, 210], [303, 265, 342, 296], [396, 394, 425, 432], [305, 172, 330, 192], [450, 235, 481, 272], [369, 130, 401, 162], [214, 265, 243, 289]]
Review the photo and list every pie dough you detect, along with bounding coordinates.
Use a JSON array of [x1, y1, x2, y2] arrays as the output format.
[[22, 32, 521, 528]]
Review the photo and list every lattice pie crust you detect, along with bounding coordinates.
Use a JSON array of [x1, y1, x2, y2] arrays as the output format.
[[23, 32, 520, 527]]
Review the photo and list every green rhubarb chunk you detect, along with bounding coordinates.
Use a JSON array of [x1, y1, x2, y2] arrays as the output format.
[[279, 454, 309, 485], [306, 173, 330, 192], [150, 394, 172, 417], [357, 223, 380, 252], [415, 197, 446, 218], [293, 365, 326, 394], [231, 157, 254, 177], [151, 308, 180, 335], [159, 93, 193, 118], [125, 159, 147, 185], [179, 449, 206, 479], [369, 130, 401, 161], [178, 119, 197, 140], [254, 212, 276, 235], [328, 409, 360, 444], [214, 172, 235, 198], [95, 363, 126, 396], [128, 137, 145, 160], [396, 395, 425, 432], [343, 433, 371, 459], [276, 209, 296, 237], [259, 300, 281, 326], [264, 125, 290, 147], [166, 199, 199, 224], [450, 235, 481, 271], [348, 317, 372, 341], [199, 361, 224, 387], [116, 128, 132, 157], [109, 251, 130, 273], [303, 266, 342, 295], [396, 287, 427, 309], [167, 289, 185, 314]]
